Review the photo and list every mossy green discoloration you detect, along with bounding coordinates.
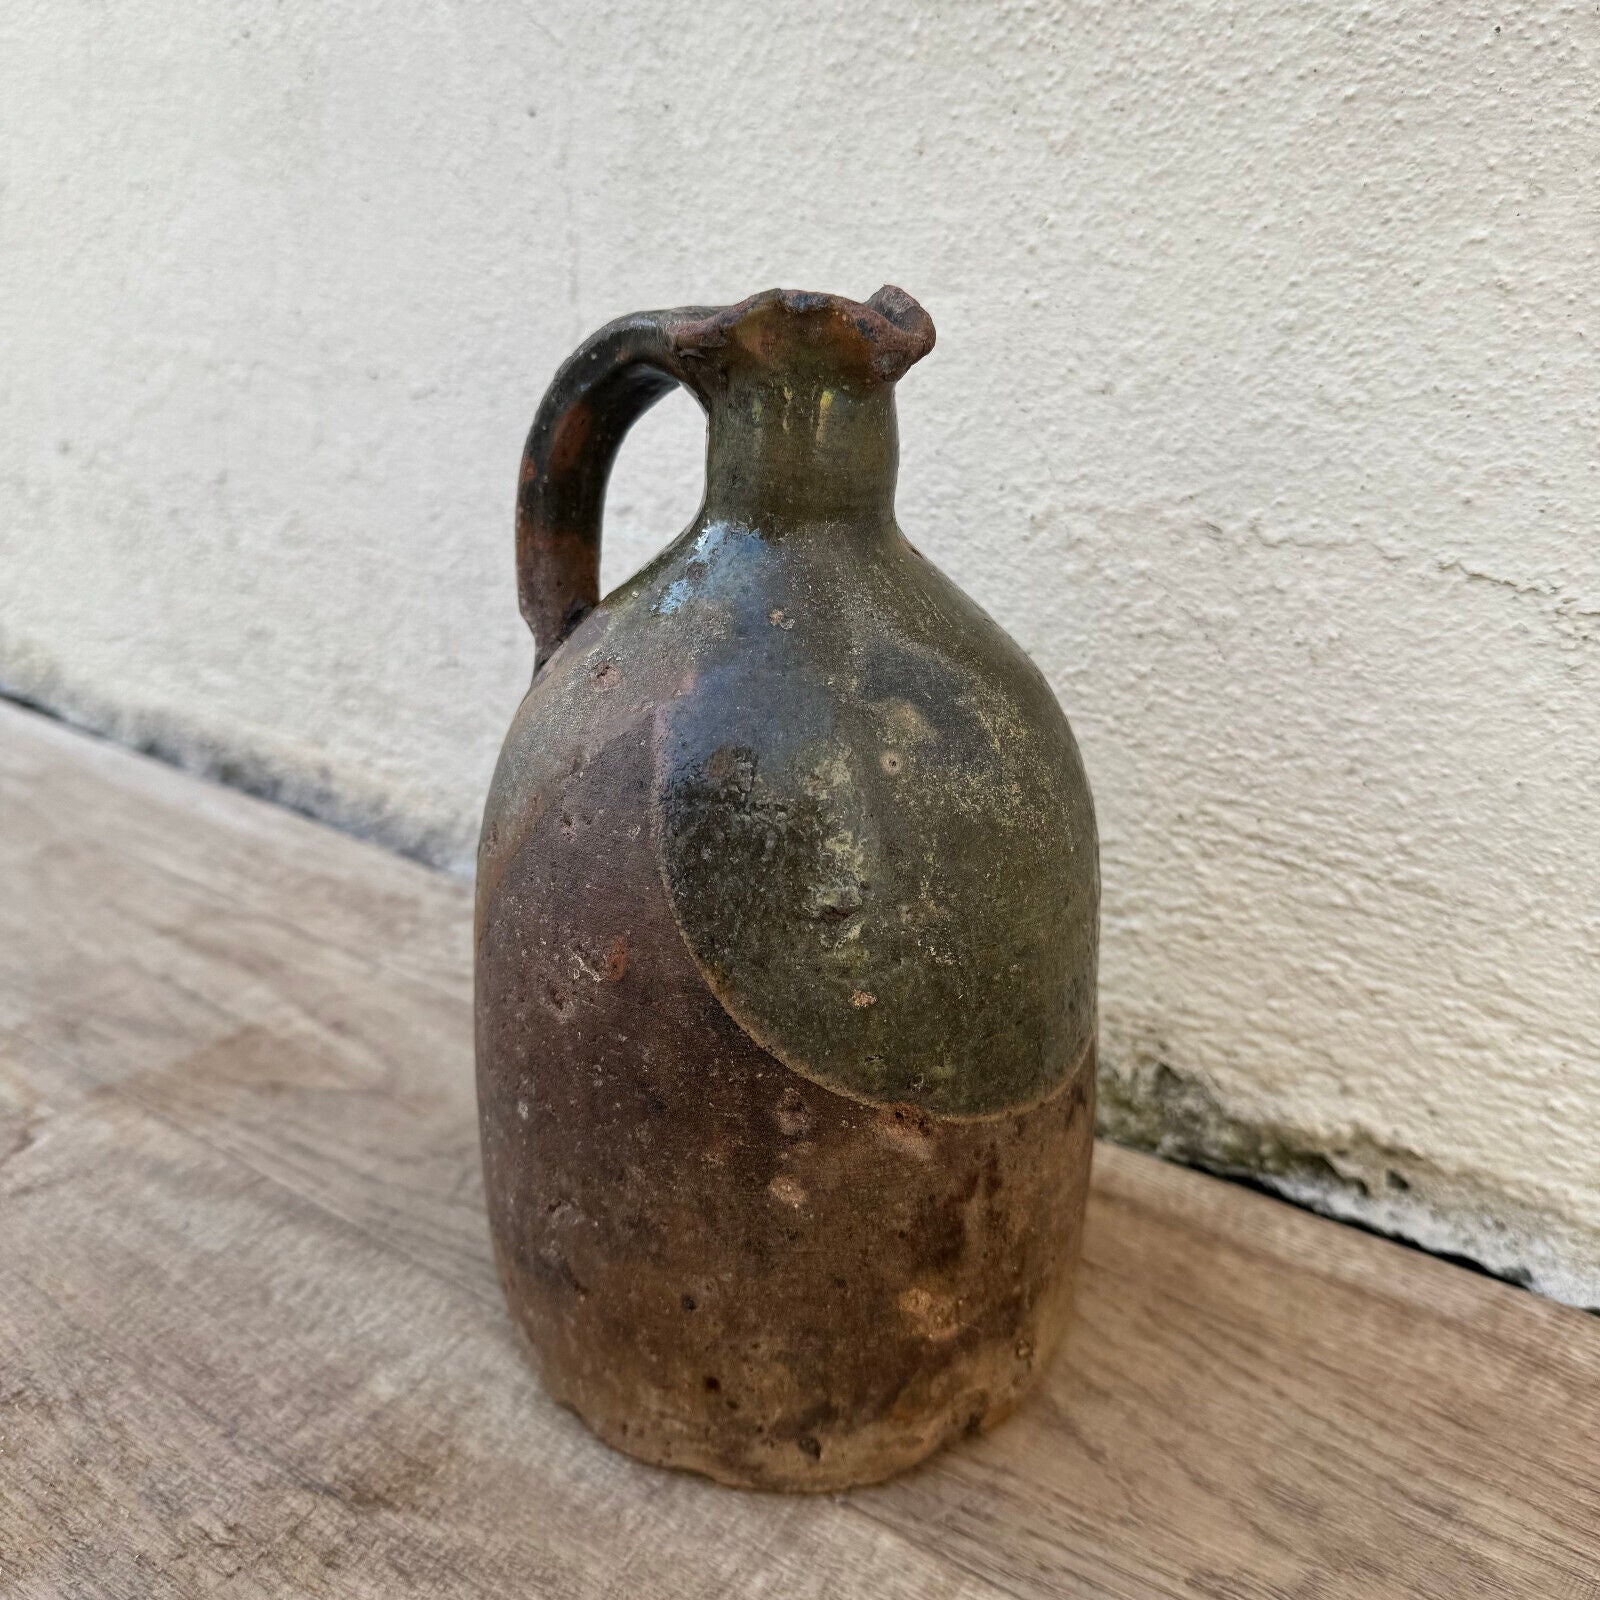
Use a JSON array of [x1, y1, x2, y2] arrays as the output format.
[[1097, 1060, 1361, 1194], [1097, 1055, 1596, 1304]]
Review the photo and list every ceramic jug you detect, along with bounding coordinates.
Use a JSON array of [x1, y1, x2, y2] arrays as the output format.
[[476, 286, 1098, 1490]]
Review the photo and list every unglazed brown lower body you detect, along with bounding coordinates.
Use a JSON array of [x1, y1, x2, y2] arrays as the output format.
[[478, 717, 1095, 1491]]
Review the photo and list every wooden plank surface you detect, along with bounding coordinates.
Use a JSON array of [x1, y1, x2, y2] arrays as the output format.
[[1, 697, 1596, 1599]]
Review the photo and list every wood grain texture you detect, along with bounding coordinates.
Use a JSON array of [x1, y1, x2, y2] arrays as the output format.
[[1, 699, 1596, 1598]]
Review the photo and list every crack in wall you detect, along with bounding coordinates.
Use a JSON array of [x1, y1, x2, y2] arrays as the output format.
[[1434, 555, 1600, 651]]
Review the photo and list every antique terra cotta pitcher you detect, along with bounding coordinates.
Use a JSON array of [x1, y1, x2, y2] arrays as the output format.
[[476, 286, 1098, 1491]]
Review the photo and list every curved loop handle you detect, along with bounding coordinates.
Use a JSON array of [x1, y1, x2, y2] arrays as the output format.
[[517, 309, 705, 671]]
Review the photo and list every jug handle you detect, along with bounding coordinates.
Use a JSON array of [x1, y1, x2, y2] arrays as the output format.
[[516, 309, 704, 672]]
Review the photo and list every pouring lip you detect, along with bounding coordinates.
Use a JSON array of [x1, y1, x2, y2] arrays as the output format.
[[669, 286, 936, 384]]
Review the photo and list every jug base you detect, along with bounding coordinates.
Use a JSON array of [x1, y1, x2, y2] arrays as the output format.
[[508, 1295, 1076, 1493]]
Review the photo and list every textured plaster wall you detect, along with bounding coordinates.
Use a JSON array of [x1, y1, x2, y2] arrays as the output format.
[[4, 3, 1597, 1300]]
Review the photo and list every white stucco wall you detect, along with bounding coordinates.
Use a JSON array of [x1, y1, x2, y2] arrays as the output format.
[[4, 3, 1597, 1300]]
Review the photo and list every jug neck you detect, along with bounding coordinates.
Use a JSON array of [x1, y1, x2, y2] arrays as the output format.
[[701, 375, 899, 530]]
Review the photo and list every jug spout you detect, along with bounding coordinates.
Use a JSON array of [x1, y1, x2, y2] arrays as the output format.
[[673, 285, 935, 387], [676, 287, 936, 529]]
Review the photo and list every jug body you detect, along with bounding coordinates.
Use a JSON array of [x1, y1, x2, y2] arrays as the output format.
[[476, 288, 1098, 1490]]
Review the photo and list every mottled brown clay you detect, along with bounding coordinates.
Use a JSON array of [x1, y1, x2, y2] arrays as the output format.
[[476, 287, 1099, 1490]]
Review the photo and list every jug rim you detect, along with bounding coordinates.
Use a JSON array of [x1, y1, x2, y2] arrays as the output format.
[[671, 285, 935, 384]]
